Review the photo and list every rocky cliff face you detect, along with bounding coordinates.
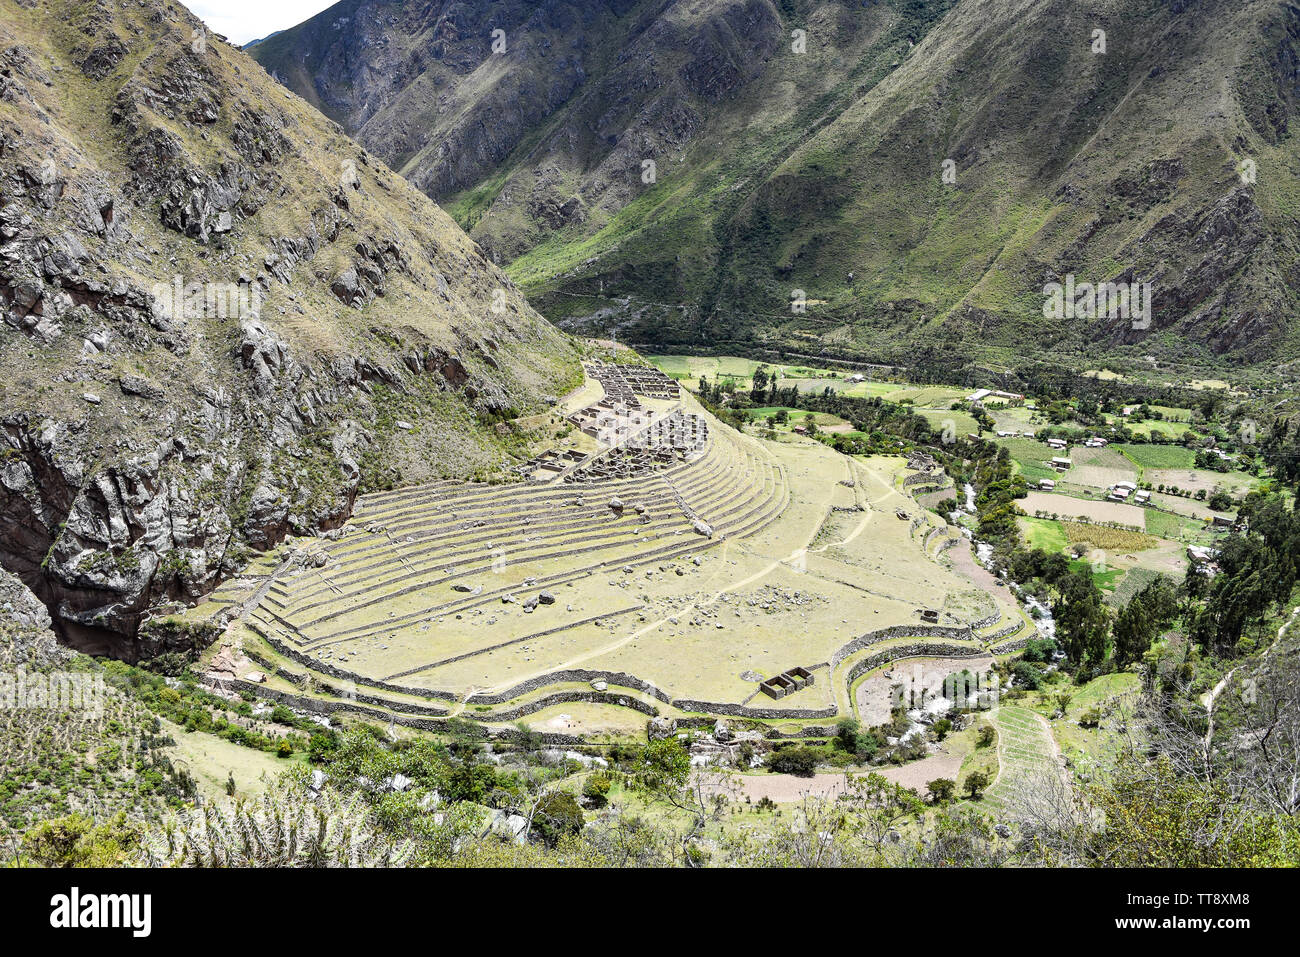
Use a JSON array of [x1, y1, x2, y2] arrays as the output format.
[[0, 0, 581, 659], [252, 0, 1300, 365]]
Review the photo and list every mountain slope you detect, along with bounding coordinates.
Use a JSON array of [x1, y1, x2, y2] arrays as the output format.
[[0, 0, 581, 657], [251, 0, 1300, 367]]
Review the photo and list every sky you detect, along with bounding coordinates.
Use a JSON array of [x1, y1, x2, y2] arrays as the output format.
[[181, 1, 336, 47]]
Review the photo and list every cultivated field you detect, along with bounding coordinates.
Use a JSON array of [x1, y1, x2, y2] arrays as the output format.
[[1148, 468, 1256, 495], [1019, 491, 1145, 526]]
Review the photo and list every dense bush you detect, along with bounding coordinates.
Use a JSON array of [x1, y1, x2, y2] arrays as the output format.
[[531, 791, 585, 847], [766, 746, 821, 777]]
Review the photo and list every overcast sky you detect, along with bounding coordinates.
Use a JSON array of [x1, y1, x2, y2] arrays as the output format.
[[182, 1, 336, 46]]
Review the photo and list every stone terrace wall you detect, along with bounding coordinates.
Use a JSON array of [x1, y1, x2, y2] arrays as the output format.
[[466, 668, 673, 706], [466, 689, 661, 723], [843, 639, 988, 689], [256, 627, 459, 701], [829, 624, 974, 671]]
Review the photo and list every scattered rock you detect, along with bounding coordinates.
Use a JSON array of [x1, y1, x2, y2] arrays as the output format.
[[648, 716, 678, 741]]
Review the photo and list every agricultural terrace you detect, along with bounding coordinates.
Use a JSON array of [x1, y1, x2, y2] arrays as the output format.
[[203, 366, 1029, 730]]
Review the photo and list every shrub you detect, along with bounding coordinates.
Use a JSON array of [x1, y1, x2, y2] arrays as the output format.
[[581, 773, 613, 809], [963, 771, 991, 799], [1021, 637, 1058, 663], [531, 791, 585, 847], [927, 778, 957, 803], [766, 747, 820, 777], [1012, 661, 1044, 691]]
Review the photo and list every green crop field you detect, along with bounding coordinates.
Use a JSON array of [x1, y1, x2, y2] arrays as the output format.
[[917, 408, 979, 437], [1068, 558, 1125, 592], [1115, 444, 1197, 471], [1143, 507, 1203, 541], [1019, 517, 1068, 553]]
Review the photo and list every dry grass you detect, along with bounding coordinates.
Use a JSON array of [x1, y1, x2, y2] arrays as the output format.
[[1062, 522, 1157, 551]]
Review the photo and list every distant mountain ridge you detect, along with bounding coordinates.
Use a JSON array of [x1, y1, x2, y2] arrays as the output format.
[[250, 0, 1300, 368], [242, 30, 283, 49]]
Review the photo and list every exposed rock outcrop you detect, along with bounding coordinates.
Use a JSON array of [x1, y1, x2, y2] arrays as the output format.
[[0, 0, 580, 659]]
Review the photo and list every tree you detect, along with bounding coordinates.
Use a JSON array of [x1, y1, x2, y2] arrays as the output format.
[[1012, 661, 1044, 691], [581, 773, 613, 809], [1084, 756, 1300, 866], [630, 738, 737, 865], [767, 747, 820, 777], [833, 717, 876, 758], [1053, 569, 1110, 664], [531, 791, 585, 847], [1114, 577, 1179, 666], [963, 771, 991, 800], [927, 778, 957, 804]]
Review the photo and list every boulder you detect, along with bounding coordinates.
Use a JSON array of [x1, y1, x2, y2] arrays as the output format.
[[648, 716, 677, 741]]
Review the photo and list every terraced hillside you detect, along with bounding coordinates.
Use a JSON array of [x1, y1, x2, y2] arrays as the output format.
[[197, 368, 1036, 732], [983, 704, 1066, 812]]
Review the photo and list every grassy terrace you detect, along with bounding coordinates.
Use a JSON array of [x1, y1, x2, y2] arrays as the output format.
[[210, 381, 1032, 727]]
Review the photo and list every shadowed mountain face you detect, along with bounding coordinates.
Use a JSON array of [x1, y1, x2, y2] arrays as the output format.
[[251, 0, 1300, 367], [0, 0, 580, 657]]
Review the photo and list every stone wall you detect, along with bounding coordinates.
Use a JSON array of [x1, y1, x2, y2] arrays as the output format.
[[464, 668, 673, 706], [982, 620, 1025, 643], [843, 640, 988, 689], [256, 626, 458, 701], [465, 689, 661, 723], [828, 624, 974, 671], [234, 680, 585, 744], [990, 634, 1031, 654]]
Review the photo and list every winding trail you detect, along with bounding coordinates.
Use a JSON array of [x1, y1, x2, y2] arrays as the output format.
[[1202, 605, 1299, 750]]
